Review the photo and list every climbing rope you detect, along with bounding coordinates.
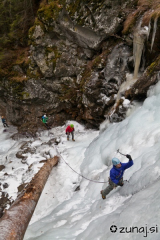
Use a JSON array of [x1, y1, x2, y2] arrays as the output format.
[[56, 146, 108, 183]]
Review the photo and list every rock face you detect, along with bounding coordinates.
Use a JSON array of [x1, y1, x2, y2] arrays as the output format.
[[0, 0, 160, 133]]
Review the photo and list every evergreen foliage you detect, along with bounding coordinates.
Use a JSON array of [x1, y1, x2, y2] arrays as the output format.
[[0, 0, 40, 49], [0, 0, 41, 79]]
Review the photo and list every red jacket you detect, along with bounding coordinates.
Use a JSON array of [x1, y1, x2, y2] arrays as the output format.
[[66, 125, 74, 133]]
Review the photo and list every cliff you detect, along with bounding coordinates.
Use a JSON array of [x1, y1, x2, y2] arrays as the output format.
[[0, 0, 160, 135]]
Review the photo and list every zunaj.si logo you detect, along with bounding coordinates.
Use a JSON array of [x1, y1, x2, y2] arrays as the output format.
[[110, 225, 158, 237], [110, 225, 118, 233]]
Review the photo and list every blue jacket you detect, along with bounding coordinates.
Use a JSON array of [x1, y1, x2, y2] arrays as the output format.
[[110, 160, 133, 184], [1, 118, 6, 123]]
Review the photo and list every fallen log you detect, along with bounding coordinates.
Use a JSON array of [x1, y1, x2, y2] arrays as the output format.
[[0, 156, 59, 240]]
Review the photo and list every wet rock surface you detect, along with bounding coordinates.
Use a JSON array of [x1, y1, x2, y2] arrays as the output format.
[[0, 0, 160, 131], [0, 165, 5, 171], [0, 192, 12, 219]]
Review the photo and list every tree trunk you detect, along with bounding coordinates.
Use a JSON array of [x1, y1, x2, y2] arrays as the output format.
[[0, 156, 59, 240]]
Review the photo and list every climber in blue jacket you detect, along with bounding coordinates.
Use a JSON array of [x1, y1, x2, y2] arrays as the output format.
[[1, 116, 9, 128], [101, 154, 133, 199]]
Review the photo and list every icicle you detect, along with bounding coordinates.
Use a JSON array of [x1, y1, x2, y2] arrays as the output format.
[[133, 26, 149, 79], [147, 20, 151, 40], [151, 17, 158, 51], [133, 32, 145, 79]]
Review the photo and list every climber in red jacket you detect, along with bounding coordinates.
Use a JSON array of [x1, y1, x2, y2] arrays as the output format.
[[66, 124, 75, 141]]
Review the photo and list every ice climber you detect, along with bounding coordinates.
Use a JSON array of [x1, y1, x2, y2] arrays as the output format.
[[66, 124, 75, 141], [42, 114, 50, 129], [1, 116, 9, 128], [100, 154, 133, 199]]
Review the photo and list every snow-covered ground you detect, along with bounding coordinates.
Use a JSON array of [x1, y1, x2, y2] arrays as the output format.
[[1, 82, 160, 239]]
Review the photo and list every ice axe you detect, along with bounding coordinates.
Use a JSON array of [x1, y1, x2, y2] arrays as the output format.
[[117, 149, 126, 156]]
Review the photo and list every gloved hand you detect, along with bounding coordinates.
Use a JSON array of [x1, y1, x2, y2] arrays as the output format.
[[126, 154, 132, 161], [66, 132, 67, 135]]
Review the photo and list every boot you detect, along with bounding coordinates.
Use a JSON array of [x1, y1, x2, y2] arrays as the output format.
[[72, 139, 75, 141], [100, 190, 106, 200]]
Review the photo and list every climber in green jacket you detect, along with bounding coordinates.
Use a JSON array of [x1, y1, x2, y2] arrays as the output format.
[[41, 114, 50, 129]]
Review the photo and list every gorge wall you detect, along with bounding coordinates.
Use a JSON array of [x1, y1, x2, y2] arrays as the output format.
[[0, 0, 160, 135]]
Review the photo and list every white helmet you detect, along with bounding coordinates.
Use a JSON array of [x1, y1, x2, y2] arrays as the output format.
[[44, 115, 46, 117]]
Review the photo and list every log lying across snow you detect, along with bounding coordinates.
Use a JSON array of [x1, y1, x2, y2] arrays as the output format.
[[0, 156, 59, 240]]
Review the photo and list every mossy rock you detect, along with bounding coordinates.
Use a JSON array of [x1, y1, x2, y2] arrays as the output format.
[[59, 77, 78, 103], [66, 0, 105, 25], [45, 46, 61, 70], [79, 49, 109, 91], [146, 53, 160, 76], [37, 1, 63, 24], [2, 80, 27, 100], [28, 18, 46, 46], [27, 67, 43, 79]]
